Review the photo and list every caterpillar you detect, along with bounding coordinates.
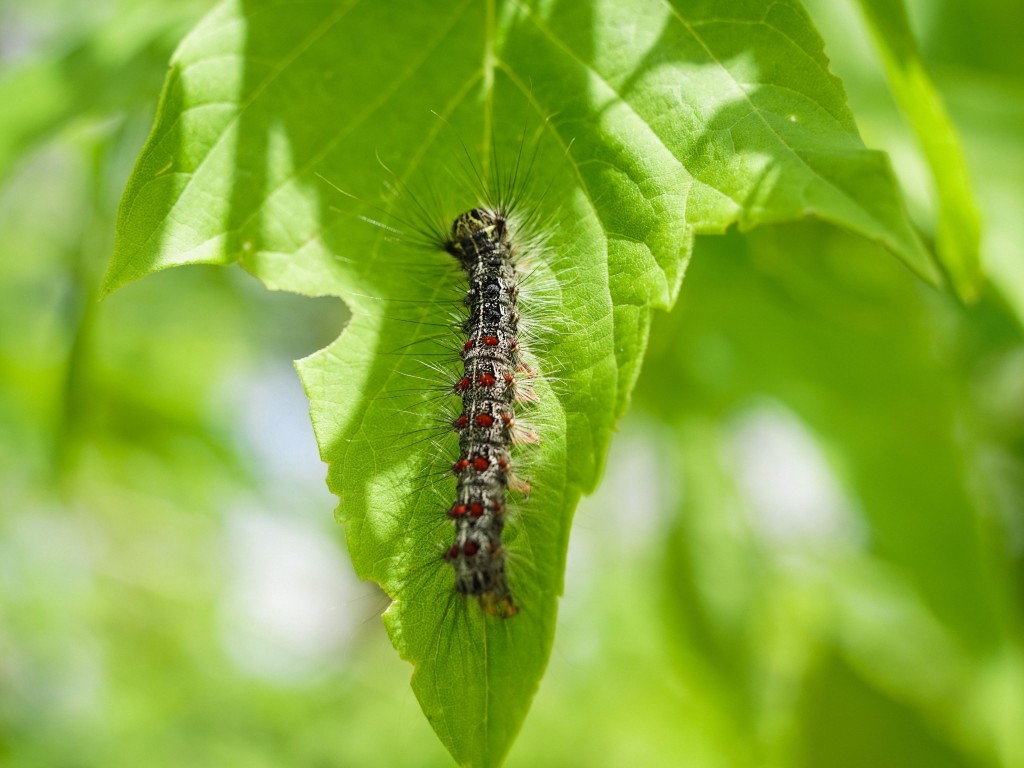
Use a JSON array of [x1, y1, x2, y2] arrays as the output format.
[[331, 125, 562, 621], [443, 206, 521, 618]]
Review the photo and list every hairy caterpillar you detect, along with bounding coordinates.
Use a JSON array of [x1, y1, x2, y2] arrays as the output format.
[[340, 128, 562, 620], [444, 207, 522, 617]]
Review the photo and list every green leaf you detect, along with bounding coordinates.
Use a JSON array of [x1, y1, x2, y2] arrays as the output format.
[[852, 0, 983, 302], [800, 653, 975, 768], [106, 0, 940, 763], [642, 224, 1011, 652]]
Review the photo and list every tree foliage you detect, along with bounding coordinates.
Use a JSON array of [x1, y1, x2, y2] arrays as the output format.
[[2, 0, 1021, 766]]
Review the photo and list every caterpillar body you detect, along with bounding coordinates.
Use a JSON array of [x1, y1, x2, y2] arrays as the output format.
[[443, 207, 522, 618], [342, 129, 564, 621]]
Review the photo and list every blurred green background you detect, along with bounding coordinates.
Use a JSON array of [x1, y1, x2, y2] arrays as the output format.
[[2, 0, 1023, 766]]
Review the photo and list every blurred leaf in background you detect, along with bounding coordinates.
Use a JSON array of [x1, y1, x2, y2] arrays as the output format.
[[1, 1, 1023, 767], [0, 1, 444, 765]]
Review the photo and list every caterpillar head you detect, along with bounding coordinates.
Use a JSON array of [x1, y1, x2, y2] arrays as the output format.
[[445, 208, 508, 266]]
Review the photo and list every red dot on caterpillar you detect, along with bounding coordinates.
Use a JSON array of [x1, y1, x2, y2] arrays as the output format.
[[453, 414, 468, 429], [455, 377, 470, 392], [463, 339, 474, 351], [449, 504, 467, 518], [472, 456, 489, 471], [482, 335, 499, 347], [445, 544, 459, 561], [469, 502, 484, 517], [463, 540, 479, 557], [502, 372, 514, 384], [475, 413, 494, 427], [478, 373, 496, 387], [453, 458, 470, 474]]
